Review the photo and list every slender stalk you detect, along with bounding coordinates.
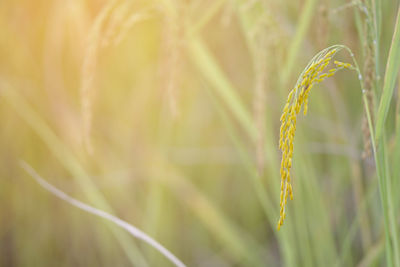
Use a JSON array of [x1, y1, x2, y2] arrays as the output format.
[[1, 83, 149, 266], [373, 5, 400, 265], [345, 47, 396, 266], [362, 95, 393, 266], [20, 162, 187, 267]]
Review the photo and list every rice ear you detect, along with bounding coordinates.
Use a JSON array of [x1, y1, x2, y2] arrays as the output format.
[[277, 46, 354, 229]]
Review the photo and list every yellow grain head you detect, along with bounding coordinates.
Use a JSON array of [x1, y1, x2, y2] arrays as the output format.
[[277, 46, 353, 230]]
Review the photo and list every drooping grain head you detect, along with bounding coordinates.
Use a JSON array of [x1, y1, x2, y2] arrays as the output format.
[[277, 47, 354, 230]]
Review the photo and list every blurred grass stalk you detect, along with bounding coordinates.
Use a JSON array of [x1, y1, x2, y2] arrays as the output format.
[[0, 82, 150, 267], [190, 1, 400, 266], [367, 2, 400, 266], [380, 6, 400, 266], [20, 161, 186, 267], [1, 80, 266, 266], [187, 1, 340, 266], [280, 0, 317, 86], [350, 1, 400, 265], [2, 0, 400, 266]]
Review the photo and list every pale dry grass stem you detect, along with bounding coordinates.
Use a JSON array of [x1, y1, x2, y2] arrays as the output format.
[[278, 46, 354, 229], [20, 161, 187, 267]]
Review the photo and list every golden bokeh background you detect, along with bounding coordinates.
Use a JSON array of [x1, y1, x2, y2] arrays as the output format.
[[1, 0, 399, 266]]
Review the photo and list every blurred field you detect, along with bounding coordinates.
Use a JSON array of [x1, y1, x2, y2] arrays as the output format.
[[1, 0, 400, 266]]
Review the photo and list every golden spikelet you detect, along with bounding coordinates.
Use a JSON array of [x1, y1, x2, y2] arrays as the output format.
[[277, 46, 353, 230]]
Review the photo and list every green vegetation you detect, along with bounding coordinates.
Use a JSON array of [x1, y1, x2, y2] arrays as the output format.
[[0, 0, 400, 266]]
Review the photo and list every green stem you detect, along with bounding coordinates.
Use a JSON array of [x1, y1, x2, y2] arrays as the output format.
[[345, 48, 396, 266], [363, 95, 393, 266]]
